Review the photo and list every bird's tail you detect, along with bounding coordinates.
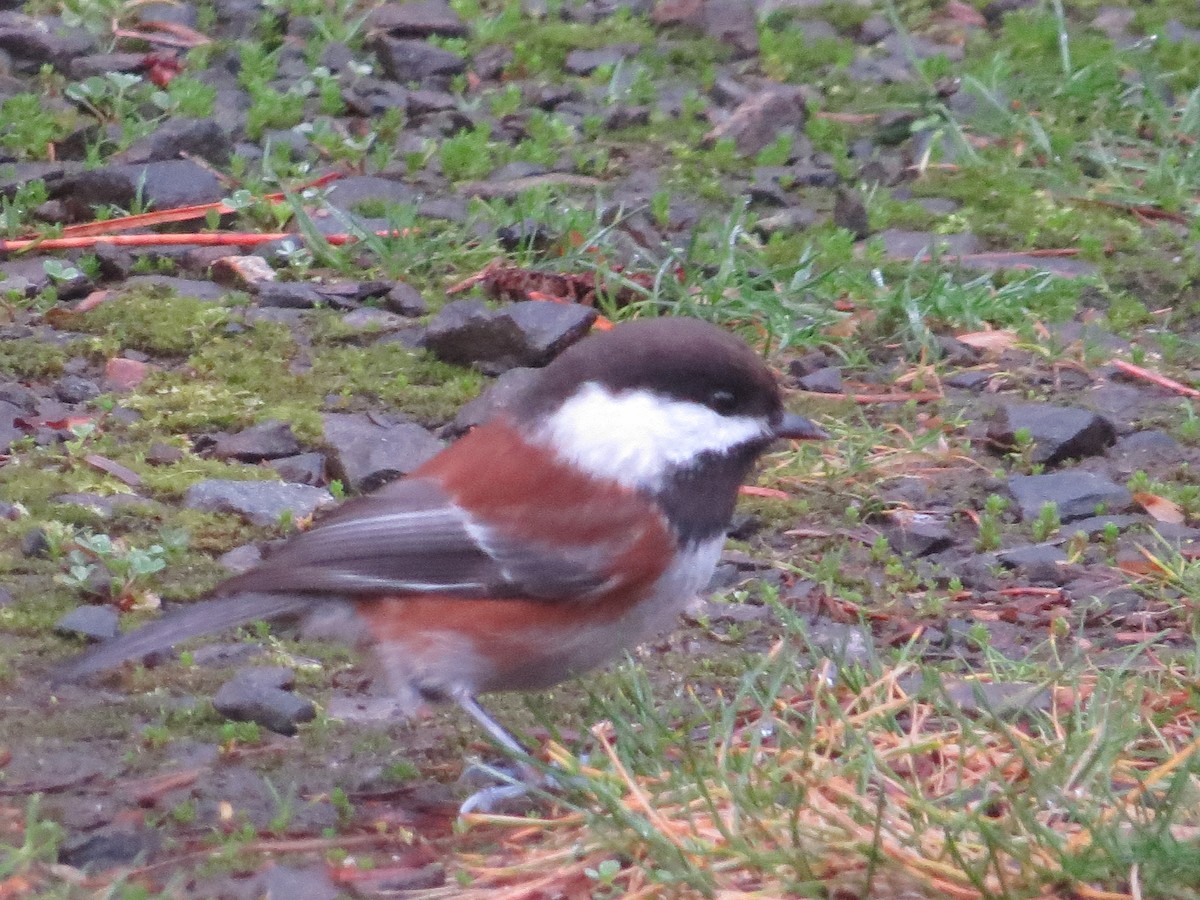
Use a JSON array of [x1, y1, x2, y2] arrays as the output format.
[[52, 593, 315, 684]]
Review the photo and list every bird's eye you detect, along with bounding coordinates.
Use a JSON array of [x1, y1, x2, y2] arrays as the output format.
[[709, 389, 738, 413]]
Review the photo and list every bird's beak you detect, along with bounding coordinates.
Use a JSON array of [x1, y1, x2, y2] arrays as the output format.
[[773, 412, 828, 441]]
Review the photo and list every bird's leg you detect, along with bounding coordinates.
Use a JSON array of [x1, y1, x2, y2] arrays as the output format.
[[455, 693, 553, 815]]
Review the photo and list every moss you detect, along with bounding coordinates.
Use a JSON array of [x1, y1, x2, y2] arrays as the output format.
[[311, 344, 483, 425], [78, 288, 233, 356], [0, 338, 68, 378]]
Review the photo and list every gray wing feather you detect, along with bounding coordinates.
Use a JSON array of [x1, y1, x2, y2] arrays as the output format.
[[214, 477, 616, 600], [52, 592, 313, 684]]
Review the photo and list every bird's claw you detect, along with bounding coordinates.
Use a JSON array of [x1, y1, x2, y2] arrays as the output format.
[[456, 759, 555, 816]]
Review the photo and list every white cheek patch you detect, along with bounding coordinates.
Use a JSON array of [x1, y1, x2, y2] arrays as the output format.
[[536, 383, 770, 491]]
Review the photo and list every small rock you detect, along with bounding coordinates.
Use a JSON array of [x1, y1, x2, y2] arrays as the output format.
[[104, 357, 150, 391], [55, 606, 120, 641], [322, 412, 444, 493], [704, 87, 807, 156], [211, 255, 276, 290], [266, 452, 326, 486], [52, 160, 224, 221], [448, 367, 541, 436], [564, 44, 639, 75], [211, 420, 302, 462], [183, 479, 334, 527], [942, 680, 1052, 717], [21, 528, 50, 558], [997, 542, 1068, 568], [368, 0, 467, 37], [119, 117, 233, 166], [384, 282, 428, 317], [803, 621, 874, 665], [213, 671, 316, 735], [145, 442, 184, 465], [370, 35, 466, 82], [702, 0, 759, 58], [795, 367, 843, 394], [217, 543, 263, 573], [263, 864, 340, 900], [986, 402, 1116, 465], [1007, 471, 1133, 522], [877, 229, 982, 259], [886, 515, 955, 557], [833, 187, 870, 239], [257, 282, 325, 309], [59, 828, 159, 870], [424, 299, 597, 374]]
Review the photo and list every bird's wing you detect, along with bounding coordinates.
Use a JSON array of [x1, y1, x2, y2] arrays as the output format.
[[214, 475, 669, 602], [53, 592, 314, 683]]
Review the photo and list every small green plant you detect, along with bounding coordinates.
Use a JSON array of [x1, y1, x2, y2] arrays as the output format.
[[219, 720, 263, 747], [0, 796, 65, 878], [1031, 501, 1061, 542], [330, 786, 354, 825], [438, 124, 496, 181], [976, 493, 1009, 551], [57, 527, 189, 602], [0, 95, 71, 160], [584, 858, 624, 898]]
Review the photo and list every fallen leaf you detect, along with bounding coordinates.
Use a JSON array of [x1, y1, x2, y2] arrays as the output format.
[[1133, 492, 1185, 524], [84, 454, 143, 487], [956, 329, 1018, 353], [739, 485, 789, 500]]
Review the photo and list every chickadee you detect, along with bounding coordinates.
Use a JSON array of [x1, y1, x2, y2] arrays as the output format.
[[57, 317, 826, 793]]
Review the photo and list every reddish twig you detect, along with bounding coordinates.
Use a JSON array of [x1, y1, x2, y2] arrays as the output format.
[[0, 228, 413, 253], [1110, 359, 1200, 398], [57, 172, 343, 237]]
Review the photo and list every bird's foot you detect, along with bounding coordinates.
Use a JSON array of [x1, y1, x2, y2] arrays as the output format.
[[456, 759, 555, 816]]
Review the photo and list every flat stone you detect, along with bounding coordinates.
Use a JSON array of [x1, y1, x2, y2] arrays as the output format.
[[211, 420, 301, 462], [448, 367, 541, 436], [368, 0, 467, 37], [52, 160, 224, 219], [119, 117, 232, 166], [886, 515, 955, 557], [370, 35, 466, 83], [322, 412, 443, 493], [262, 864, 340, 900], [564, 44, 638, 75], [803, 622, 874, 665], [55, 605, 120, 641], [183, 479, 334, 527], [340, 307, 409, 334], [704, 87, 807, 156], [997, 542, 1068, 567], [217, 543, 263, 573], [795, 367, 843, 394], [257, 282, 324, 309], [120, 275, 227, 302], [213, 671, 315, 735], [104, 357, 151, 391], [60, 827, 159, 870], [941, 679, 1052, 716], [384, 281, 428, 317], [1007, 471, 1132, 522], [1061, 514, 1145, 537], [424, 299, 597, 375], [986, 402, 1116, 465], [877, 229, 982, 259], [266, 452, 326, 486]]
